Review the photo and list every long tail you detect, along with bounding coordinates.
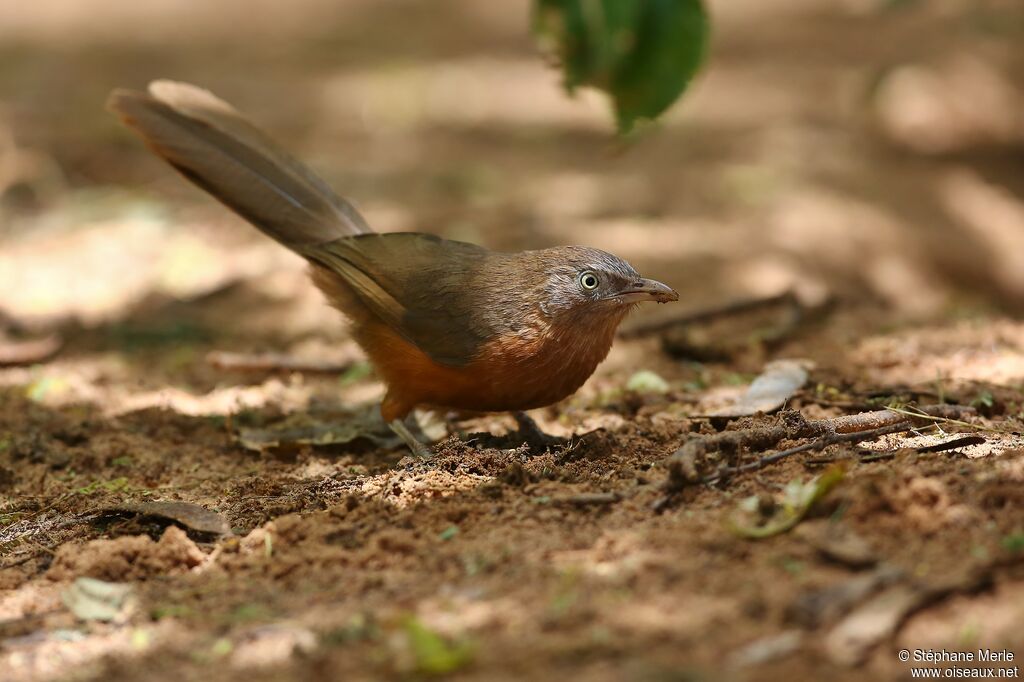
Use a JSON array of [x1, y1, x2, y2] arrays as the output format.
[[107, 80, 371, 247]]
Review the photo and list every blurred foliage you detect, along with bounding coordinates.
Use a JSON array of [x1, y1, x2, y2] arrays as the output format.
[[730, 466, 847, 539], [401, 616, 475, 675], [533, 0, 708, 133]]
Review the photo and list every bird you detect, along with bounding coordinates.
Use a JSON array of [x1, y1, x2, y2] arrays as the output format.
[[107, 81, 678, 456]]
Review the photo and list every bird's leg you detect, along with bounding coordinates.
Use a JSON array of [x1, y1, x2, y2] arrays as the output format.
[[389, 418, 433, 459], [512, 411, 569, 452]]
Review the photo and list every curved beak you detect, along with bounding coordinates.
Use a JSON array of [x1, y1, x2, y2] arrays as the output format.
[[612, 278, 679, 304]]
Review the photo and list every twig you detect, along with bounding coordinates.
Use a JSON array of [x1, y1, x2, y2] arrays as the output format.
[[886, 405, 1011, 434], [821, 405, 971, 434], [664, 404, 975, 492], [206, 351, 353, 374], [701, 423, 912, 484], [915, 435, 986, 453], [618, 291, 798, 339], [858, 435, 986, 462]]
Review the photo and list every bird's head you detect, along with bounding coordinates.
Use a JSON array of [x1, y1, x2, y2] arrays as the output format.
[[534, 246, 678, 319]]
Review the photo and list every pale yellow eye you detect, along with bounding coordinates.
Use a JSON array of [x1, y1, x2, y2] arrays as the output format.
[[579, 271, 599, 290]]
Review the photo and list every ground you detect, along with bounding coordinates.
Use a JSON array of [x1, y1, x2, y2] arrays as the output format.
[[1, 1, 1023, 680]]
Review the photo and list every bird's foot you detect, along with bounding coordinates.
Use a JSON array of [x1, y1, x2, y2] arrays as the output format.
[[512, 412, 569, 453], [389, 419, 433, 459]]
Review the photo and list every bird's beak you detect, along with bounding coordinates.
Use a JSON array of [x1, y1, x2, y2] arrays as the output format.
[[612, 278, 679, 304]]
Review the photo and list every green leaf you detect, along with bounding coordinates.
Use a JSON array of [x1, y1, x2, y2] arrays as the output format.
[[625, 369, 670, 394], [76, 477, 129, 495], [1002, 532, 1024, 554], [533, 0, 709, 133], [438, 525, 459, 541], [401, 617, 474, 675], [534, 0, 643, 91], [730, 466, 846, 539]]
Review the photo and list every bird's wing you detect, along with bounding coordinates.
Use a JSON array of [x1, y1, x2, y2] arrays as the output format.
[[303, 233, 496, 366]]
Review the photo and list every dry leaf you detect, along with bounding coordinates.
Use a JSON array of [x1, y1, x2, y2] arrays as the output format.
[[237, 407, 402, 453], [104, 500, 230, 535], [711, 359, 811, 418], [62, 577, 135, 622]]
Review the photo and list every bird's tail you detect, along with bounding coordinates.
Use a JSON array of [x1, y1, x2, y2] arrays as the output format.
[[107, 80, 371, 247]]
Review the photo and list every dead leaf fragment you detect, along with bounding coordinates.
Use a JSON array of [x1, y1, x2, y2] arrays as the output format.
[[824, 584, 928, 666], [104, 500, 230, 535], [61, 577, 135, 622], [802, 522, 878, 568], [787, 565, 903, 628], [728, 630, 803, 668], [711, 359, 811, 418], [823, 566, 992, 665], [237, 408, 402, 453]]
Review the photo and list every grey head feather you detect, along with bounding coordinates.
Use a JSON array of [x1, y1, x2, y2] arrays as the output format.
[[537, 246, 641, 316]]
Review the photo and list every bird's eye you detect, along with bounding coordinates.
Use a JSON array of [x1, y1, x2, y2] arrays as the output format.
[[579, 271, 599, 290]]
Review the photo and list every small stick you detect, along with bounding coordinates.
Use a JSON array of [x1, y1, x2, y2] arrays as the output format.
[[915, 435, 986, 453], [665, 404, 975, 491], [815, 405, 971, 434], [701, 423, 912, 484], [619, 291, 798, 339], [206, 351, 353, 374], [859, 435, 986, 462]]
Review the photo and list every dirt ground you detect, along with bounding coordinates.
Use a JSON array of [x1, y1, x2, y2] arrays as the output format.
[[2, 1, 1024, 680]]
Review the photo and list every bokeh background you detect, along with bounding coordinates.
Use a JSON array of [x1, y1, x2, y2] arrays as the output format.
[[2, 0, 1022, 331]]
